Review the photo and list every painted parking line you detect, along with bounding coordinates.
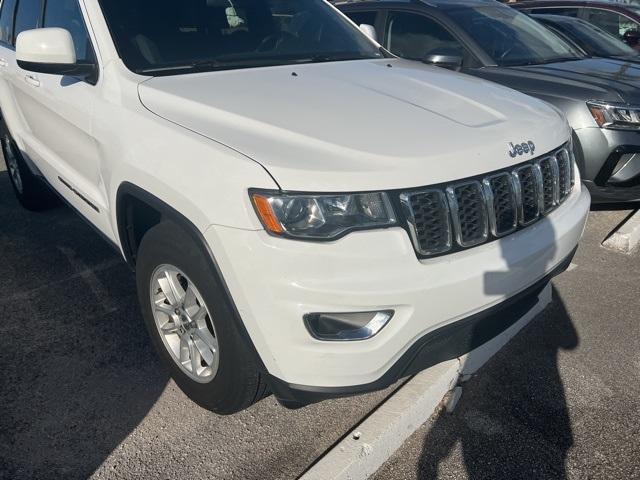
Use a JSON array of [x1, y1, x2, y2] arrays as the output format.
[[602, 210, 640, 255]]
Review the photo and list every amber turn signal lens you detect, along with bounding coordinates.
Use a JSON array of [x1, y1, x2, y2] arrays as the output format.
[[251, 194, 285, 234], [588, 105, 607, 127]]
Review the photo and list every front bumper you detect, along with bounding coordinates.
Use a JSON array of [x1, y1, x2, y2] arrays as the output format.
[[204, 186, 590, 406], [574, 126, 640, 203]]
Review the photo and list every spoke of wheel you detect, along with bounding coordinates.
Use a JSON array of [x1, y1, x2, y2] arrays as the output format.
[[179, 334, 190, 366], [189, 338, 201, 375], [183, 285, 197, 310], [158, 270, 185, 306], [193, 331, 215, 366], [192, 305, 208, 324]]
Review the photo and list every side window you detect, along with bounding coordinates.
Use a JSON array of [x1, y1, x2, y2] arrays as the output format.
[[527, 8, 580, 17], [346, 11, 378, 28], [0, 0, 18, 45], [385, 11, 465, 61], [43, 0, 95, 63], [584, 9, 637, 38], [13, 0, 42, 42]]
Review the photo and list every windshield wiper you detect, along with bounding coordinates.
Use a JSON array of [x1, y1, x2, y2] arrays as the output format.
[[510, 56, 580, 67], [289, 53, 380, 64], [139, 52, 384, 75], [139, 57, 266, 74]]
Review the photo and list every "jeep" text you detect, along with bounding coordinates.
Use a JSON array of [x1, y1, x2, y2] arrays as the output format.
[[508, 141, 536, 158]]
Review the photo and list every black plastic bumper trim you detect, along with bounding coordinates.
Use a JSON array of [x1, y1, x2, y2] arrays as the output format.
[[268, 248, 577, 409]]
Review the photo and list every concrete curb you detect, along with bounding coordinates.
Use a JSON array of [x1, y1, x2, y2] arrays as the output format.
[[602, 210, 640, 255], [301, 284, 553, 480]]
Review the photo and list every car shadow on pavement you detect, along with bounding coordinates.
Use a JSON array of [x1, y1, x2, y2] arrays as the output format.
[[416, 215, 579, 479], [0, 173, 169, 479]]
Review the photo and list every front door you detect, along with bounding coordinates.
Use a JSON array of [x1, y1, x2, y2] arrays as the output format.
[[9, 0, 105, 213]]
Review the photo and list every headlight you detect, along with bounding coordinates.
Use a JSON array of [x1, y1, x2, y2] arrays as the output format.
[[251, 191, 396, 240], [587, 101, 640, 130]]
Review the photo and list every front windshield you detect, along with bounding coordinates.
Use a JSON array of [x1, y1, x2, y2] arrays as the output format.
[[97, 0, 384, 75], [446, 5, 581, 66], [563, 18, 638, 57]]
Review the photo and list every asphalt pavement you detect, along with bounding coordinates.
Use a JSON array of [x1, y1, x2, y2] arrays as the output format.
[[0, 168, 402, 480], [373, 209, 640, 480]]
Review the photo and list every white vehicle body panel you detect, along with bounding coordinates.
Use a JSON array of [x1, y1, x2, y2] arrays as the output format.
[[139, 58, 570, 192]]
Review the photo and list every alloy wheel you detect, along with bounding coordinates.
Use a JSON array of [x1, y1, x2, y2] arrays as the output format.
[[4, 137, 23, 194], [150, 265, 220, 383]]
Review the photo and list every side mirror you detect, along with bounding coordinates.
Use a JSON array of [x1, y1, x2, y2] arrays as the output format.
[[422, 53, 463, 71], [16, 28, 97, 83], [359, 24, 378, 42]]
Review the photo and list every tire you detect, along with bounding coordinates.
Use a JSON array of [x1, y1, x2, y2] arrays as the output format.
[[136, 221, 268, 414], [2, 133, 57, 211]]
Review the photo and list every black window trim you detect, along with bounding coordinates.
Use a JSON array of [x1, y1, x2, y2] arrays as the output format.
[[0, 0, 19, 49], [42, 0, 99, 68], [11, 0, 44, 47], [0, 0, 101, 84]]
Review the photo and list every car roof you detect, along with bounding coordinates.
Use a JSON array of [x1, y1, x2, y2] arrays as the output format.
[[532, 13, 587, 25], [333, 0, 500, 9], [514, 0, 640, 11]]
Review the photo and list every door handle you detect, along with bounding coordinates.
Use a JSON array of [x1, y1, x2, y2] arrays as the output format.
[[0, 58, 8, 68], [25, 74, 40, 87]]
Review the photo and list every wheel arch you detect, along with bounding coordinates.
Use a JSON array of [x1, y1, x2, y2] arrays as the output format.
[[116, 182, 206, 268], [115, 181, 270, 377]]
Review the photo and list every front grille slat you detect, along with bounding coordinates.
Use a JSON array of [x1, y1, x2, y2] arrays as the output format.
[[556, 149, 573, 202], [537, 156, 560, 214], [400, 145, 575, 258], [447, 182, 489, 247], [514, 165, 540, 226], [483, 173, 518, 237], [399, 190, 452, 256]]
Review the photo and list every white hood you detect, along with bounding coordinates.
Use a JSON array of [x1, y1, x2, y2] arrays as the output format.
[[138, 58, 569, 192]]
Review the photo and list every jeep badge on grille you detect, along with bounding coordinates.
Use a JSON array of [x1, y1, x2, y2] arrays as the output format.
[[508, 141, 536, 158]]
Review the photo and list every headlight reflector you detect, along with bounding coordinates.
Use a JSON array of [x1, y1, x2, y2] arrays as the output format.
[[251, 191, 396, 239], [587, 101, 640, 130]]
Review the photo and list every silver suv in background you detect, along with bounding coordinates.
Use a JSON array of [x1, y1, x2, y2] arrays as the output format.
[[338, 0, 640, 203]]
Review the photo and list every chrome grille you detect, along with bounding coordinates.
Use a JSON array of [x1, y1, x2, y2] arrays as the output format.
[[400, 146, 575, 258]]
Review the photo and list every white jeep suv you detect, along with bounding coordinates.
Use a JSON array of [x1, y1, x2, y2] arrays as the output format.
[[0, 0, 590, 414]]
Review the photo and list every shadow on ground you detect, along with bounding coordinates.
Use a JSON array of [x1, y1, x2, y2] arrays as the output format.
[[0, 172, 169, 479], [417, 289, 577, 479]]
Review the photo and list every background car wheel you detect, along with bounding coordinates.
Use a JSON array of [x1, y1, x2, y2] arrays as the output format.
[[136, 221, 268, 414], [2, 133, 57, 211]]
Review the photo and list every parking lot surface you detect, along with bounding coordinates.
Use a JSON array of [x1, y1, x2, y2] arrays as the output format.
[[374, 209, 640, 480], [0, 167, 401, 480]]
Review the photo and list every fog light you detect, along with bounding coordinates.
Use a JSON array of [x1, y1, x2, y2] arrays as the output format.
[[304, 311, 394, 341]]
